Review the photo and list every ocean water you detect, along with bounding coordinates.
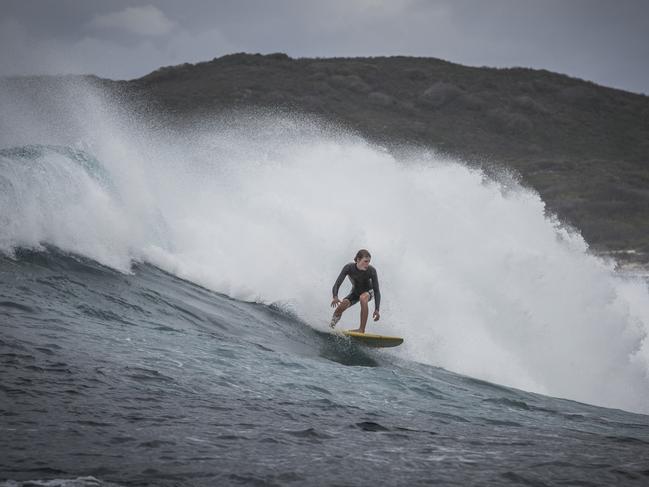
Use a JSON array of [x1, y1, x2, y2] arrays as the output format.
[[1, 79, 649, 486]]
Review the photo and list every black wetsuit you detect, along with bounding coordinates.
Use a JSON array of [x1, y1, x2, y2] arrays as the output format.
[[332, 263, 381, 310]]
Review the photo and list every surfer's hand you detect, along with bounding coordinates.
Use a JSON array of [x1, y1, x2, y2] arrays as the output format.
[[331, 297, 341, 308], [373, 310, 380, 321]]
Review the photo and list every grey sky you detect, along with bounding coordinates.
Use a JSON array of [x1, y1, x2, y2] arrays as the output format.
[[1, 0, 648, 94]]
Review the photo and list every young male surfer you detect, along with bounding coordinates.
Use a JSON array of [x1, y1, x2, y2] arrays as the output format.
[[330, 249, 381, 333]]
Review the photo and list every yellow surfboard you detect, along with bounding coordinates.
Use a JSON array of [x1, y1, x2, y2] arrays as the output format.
[[341, 330, 403, 348]]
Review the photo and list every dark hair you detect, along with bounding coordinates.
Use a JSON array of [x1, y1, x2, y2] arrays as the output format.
[[354, 249, 371, 262]]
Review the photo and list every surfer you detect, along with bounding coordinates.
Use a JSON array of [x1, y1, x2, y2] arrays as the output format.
[[330, 249, 381, 333]]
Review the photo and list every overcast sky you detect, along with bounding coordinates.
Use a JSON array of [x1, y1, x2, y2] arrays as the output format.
[[1, 0, 647, 94]]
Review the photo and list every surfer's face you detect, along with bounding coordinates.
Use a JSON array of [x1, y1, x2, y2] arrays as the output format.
[[356, 257, 371, 271]]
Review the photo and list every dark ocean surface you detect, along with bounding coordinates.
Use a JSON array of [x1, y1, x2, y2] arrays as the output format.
[[2, 249, 649, 487]]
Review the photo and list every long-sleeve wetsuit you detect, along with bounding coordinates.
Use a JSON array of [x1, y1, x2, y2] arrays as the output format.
[[332, 263, 381, 311]]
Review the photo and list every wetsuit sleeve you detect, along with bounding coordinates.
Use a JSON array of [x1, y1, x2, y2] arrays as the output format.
[[372, 267, 381, 311], [332, 264, 350, 297]]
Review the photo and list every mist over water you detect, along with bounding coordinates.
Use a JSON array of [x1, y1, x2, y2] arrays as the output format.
[[1, 79, 648, 414]]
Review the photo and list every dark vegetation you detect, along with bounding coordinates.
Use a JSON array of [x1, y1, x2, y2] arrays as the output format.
[[6, 53, 649, 261]]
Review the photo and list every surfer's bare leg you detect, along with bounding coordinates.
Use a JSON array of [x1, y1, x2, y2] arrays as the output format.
[[336, 299, 351, 316], [357, 292, 370, 333], [330, 299, 351, 328]]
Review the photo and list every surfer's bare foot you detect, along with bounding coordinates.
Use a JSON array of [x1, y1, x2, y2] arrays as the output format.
[[349, 328, 364, 333]]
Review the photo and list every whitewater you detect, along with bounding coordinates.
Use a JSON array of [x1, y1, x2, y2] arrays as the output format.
[[1, 78, 649, 486]]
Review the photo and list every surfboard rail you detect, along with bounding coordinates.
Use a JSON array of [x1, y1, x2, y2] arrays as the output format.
[[339, 330, 404, 348]]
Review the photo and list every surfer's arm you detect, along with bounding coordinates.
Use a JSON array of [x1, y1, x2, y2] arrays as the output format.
[[371, 268, 381, 311], [332, 264, 350, 298]]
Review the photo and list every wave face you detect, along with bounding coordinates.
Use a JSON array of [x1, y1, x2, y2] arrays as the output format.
[[1, 78, 649, 419], [2, 249, 649, 486]]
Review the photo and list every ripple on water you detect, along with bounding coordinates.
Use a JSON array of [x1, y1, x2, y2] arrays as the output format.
[[286, 427, 333, 441], [354, 421, 390, 432], [0, 301, 36, 313], [605, 435, 649, 446], [137, 439, 176, 449], [124, 366, 175, 384]]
